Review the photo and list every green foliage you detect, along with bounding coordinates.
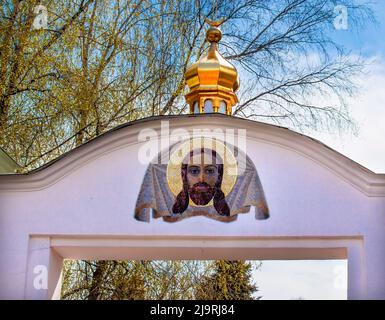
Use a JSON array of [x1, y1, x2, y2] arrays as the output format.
[[195, 260, 259, 300], [61, 260, 147, 300], [61, 260, 215, 300]]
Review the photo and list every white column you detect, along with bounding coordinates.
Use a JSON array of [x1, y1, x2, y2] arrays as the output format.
[[24, 236, 63, 300], [347, 243, 367, 300]]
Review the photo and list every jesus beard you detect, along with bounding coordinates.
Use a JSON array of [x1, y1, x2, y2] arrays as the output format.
[[188, 182, 215, 206]]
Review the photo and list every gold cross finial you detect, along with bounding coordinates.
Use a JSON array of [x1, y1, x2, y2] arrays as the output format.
[[204, 17, 225, 28]]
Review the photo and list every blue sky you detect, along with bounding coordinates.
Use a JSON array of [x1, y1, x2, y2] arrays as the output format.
[[298, 0, 385, 173], [331, 1, 385, 57], [307, 0, 385, 173]]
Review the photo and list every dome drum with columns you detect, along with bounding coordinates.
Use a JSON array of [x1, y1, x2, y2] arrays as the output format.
[[184, 20, 240, 115]]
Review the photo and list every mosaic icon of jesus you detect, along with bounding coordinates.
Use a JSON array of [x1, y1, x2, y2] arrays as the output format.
[[134, 137, 269, 223], [172, 148, 230, 216]]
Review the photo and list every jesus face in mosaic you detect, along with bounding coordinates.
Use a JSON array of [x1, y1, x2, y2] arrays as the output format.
[[186, 152, 219, 205], [172, 148, 230, 216]]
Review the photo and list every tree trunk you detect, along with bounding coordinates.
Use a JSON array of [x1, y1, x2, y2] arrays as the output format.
[[0, 98, 10, 132], [87, 260, 107, 300]]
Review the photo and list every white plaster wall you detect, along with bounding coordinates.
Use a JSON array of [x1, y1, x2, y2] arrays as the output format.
[[0, 115, 384, 299]]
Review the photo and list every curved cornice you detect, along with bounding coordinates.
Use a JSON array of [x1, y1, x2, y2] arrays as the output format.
[[1, 114, 385, 196]]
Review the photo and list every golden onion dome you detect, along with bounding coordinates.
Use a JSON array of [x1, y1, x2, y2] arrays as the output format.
[[184, 20, 239, 115]]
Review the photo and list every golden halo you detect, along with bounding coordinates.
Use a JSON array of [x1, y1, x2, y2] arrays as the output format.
[[167, 138, 238, 207]]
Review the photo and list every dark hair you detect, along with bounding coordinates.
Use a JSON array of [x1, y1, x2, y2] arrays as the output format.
[[172, 148, 230, 216]]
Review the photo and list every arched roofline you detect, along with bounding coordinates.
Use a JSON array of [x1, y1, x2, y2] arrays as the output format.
[[1, 114, 384, 196]]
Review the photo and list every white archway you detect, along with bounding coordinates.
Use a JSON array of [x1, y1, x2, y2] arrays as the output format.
[[1, 114, 384, 299]]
